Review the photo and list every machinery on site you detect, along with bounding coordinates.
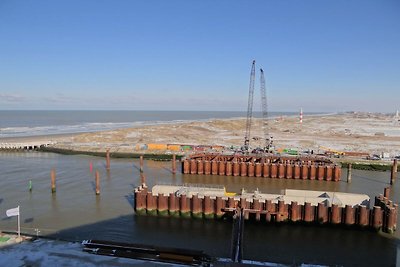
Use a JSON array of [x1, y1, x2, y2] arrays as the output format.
[[242, 60, 274, 154]]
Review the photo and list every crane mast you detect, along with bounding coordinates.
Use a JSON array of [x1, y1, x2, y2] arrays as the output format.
[[260, 68, 272, 152], [243, 60, 256, 152]]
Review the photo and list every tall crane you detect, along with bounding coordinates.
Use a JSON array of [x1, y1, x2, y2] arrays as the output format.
[[243, 60, 256, 152], [260, 68, 273, 152]]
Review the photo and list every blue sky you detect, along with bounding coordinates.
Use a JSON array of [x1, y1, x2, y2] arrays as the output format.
[[0, 1, 399, 112]]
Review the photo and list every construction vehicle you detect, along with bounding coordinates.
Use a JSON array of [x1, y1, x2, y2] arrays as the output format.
[[319, 146, 345, 157]]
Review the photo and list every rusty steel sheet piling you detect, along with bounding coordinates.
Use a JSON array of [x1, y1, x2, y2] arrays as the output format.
[[218, 161, 226, 176], [226, 162, 233, 176], [190, 159, 197, 174], [212, 161, 218, 175], [204, 160, 211, 175], [182, 154, 342, 181], [134, 186, 395, 233], [240, 162, 247, 177]]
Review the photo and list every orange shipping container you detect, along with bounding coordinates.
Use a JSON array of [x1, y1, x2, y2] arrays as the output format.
[[147, 143, 168, 150], [167, 144, 181, 151]]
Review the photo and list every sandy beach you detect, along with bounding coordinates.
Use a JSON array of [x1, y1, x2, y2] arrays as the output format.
[[2, 112, 398, 158]]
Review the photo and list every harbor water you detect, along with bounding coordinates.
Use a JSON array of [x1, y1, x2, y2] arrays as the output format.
[[0, 151, 399, 266]]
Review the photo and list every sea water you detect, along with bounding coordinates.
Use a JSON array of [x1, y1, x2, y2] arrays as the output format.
[[0, 110, 304, 138], [0, 151, 398, 266]]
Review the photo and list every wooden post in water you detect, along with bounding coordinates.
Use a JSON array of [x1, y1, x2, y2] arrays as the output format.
[[50, 169, 56, 193], [391, 159, 398, 185], [95, 171, 100, 195], [106, 149, 111, 171], [140, 172, 146, 185], [172, 154, 176, 174], [140, 155, 144, 173], [384, 187, 390, 199], [347, 163, 352, 183]]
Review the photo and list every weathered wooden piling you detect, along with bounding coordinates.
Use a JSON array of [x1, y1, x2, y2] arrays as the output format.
[[347, 164, 352, 183], [140, 172, 146, 185], [140, 155, 144, 173], [95, 171, 100, 195], [172, 154, 176, 174], [50, 169, 56, 193], [106, 149, 110, 170], [384, 187, 390, 198], [391, 159, 398, 185]]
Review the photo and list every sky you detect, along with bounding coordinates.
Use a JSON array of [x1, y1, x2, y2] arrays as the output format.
[[0, 1, 399, 112]]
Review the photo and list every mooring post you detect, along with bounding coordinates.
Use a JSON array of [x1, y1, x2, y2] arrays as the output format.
[[391, 159, 398, 185], [106, 149, 110, 171], [140, 155, 144, 173], [29, 180, 32, 192], [95, 170, 100, 195], [172, 154, 176, 174], [50, 169, 56, 193], [347, 163, 352, 183]]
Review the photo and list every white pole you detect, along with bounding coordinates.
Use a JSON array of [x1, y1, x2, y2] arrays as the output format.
[[300, 108, 303, 124], [17, 206, 20, 238]]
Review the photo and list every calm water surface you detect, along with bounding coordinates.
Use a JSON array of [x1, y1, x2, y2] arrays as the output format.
[[0, 151, 398, 266]]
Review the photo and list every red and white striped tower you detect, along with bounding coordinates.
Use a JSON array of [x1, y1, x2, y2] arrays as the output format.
[[300, 108, 303, 124]]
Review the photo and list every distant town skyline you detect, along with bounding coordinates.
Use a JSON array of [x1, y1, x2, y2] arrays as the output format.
[[0, 1, 399, 112]]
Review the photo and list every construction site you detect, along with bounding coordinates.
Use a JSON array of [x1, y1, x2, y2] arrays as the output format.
[[133, 60, 399, 243]]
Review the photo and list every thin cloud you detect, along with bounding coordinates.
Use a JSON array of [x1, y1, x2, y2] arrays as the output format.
[[0, 93, 26, 102], [42, 94, 81, 103]]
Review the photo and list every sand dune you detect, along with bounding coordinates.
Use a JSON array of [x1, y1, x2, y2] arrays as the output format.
[[48, 112, 400, 156]]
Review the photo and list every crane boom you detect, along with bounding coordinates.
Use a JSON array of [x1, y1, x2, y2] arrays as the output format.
[[243, 60, 256, 152], [260, 68, 271, 151]]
